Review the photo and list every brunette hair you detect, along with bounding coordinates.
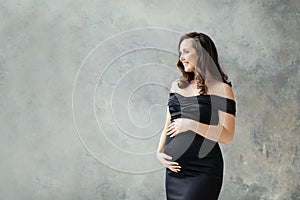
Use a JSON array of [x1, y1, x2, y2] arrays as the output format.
[[176, 32, 231, 94]]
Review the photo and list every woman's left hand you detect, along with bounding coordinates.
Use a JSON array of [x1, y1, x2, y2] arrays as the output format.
[[166, 118, 191, 137]]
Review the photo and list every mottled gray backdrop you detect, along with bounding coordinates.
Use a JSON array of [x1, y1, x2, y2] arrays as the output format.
[[0, 0, 299, 199]]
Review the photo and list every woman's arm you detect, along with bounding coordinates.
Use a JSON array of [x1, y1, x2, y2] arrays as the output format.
[[156, 106, 171, 153], [157, 80, 178, 153], [191, 83, 236, 144], [167, 112, 235, 144], [188, 111, 235, 144]]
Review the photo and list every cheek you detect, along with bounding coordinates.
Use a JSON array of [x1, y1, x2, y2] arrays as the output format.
[[187, 54, 197, 65], [187, 59, 196, 69]]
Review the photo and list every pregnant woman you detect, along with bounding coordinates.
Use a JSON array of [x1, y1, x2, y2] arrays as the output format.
[[156, 32, 236, 200]]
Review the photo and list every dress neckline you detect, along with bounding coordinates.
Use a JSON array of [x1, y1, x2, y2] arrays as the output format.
[[170, 92, 235, 102]]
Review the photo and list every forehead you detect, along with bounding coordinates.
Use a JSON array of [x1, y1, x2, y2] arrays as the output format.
[[179, 38, 194, 50]]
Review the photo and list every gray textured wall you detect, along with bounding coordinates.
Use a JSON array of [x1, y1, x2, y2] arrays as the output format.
[[1, 0, 299, 199]]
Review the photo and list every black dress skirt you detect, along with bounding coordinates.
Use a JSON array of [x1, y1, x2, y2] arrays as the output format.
[[164, 92, 236, 200]]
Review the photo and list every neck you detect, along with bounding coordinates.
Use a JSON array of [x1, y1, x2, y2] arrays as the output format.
[[205, 70, 220, 85]]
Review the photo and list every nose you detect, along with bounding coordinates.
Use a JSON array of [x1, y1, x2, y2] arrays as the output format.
[[180, 54, 185, 62]]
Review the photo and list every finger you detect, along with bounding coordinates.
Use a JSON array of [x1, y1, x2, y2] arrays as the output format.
[[167, 129, 173, 135], [168, 127, 176, 136], [166, 127, 171, 134], [168, 122, 174, 127], [166, 128, 172, 135], [169, 165, 181, 169], [166, 126, 172, 133], [170, 131, 177, 137], [166, 123, 174, 132], [168, 167, 176, 173], [171, 165, 181, 170], [163, 154, 172, 160], [168, 166, 181, 173], [165, 162, 181, 169], [169, 161, 180, 166]]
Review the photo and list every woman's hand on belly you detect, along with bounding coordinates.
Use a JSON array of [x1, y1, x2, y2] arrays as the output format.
[[156, 152, 181, 173], [166, 118, 191, 138]]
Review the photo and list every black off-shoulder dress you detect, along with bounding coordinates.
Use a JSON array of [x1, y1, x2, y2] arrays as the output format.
[[164, 92, 236, 200]]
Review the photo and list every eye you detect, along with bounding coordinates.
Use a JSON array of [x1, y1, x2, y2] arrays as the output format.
[[179, 49, 190, 57]]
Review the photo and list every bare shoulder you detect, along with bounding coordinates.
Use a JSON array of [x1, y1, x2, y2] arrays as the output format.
[[211, 82, 235, 100], [170, 78, 181, 93], [221, 82, 235, 100], [223, 83, 235, 100]]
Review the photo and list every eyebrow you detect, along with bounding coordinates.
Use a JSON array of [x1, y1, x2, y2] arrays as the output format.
[[179, 48, 189, 52]]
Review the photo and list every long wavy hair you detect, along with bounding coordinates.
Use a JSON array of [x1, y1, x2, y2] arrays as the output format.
[[176, 32, 231, 95]]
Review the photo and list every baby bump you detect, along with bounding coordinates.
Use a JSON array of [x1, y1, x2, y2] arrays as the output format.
[[164, 130, 199, 162]]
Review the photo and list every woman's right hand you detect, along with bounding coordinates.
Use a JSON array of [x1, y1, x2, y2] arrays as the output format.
[[156, 152, 181, 173]]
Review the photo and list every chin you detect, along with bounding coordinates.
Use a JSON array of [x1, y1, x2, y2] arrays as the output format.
[[184, 66, 193, 72]]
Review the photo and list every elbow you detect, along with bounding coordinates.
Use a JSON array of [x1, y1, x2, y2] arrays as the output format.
[[222, 138, 233, 145], [220, 130, 234, 145]]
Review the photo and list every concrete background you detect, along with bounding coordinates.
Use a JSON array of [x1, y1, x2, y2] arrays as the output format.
[[1, 0, 299, 199]]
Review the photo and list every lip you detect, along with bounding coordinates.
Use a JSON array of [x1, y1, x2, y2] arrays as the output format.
[[182, 62, 189, 65]]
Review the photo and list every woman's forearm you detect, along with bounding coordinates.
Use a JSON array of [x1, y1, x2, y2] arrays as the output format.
[[157, 109, 171, 153], [156, 130, 166, 153], [188, 119, 233, 144]]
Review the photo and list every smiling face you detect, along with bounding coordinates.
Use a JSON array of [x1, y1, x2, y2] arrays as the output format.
[[179, 38, 198, 74]]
